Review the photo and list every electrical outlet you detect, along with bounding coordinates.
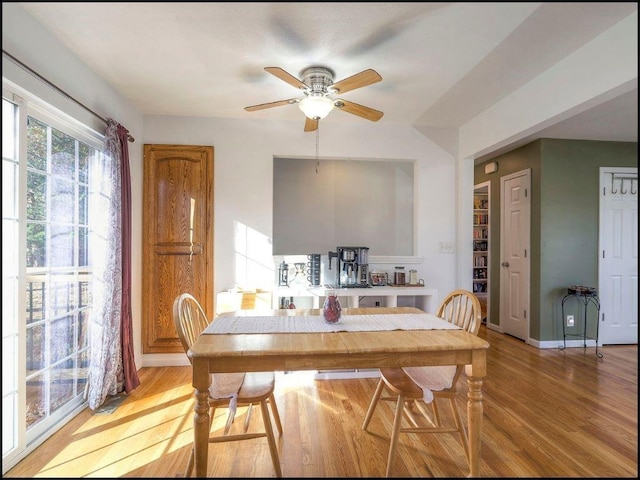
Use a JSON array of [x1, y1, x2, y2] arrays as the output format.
[[439, 241, 455, 254], [566, 315, 575, 327]]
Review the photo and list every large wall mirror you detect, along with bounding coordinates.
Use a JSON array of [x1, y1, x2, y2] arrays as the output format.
[[273, 157, 414, 256]]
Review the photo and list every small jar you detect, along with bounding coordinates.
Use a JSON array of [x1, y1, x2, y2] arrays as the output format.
[[394, 266, 405, 285], [323, 292, 342, 324]]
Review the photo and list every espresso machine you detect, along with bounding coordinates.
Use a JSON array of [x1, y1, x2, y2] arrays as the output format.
[[328, 246, 370, 287]]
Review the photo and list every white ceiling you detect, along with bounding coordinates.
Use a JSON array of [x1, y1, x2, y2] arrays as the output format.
[[17, 2, 638, 160]]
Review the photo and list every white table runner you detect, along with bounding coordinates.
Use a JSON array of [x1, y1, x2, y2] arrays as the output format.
[[204, 313, 459, 334]]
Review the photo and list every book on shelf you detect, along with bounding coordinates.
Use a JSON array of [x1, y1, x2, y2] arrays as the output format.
[[473, 240, 488, 251]]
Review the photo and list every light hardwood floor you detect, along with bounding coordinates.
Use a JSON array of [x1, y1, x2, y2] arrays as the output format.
[[5, 326, 638, 477]]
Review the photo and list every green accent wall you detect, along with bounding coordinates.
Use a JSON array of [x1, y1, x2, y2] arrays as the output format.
[[475, 139, 637, 342]]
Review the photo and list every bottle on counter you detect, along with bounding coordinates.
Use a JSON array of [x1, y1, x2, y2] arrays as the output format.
[[394, 266, 405, 285], [288, 296, 296, 309]]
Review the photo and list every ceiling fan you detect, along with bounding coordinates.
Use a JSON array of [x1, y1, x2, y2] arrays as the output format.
[[244, 66, 384, 132]]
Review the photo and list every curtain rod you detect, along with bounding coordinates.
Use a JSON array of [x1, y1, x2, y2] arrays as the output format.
[[2, 49, 134, 143]]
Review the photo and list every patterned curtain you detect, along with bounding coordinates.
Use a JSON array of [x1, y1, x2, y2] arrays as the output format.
[[86, 119, 139, 410]]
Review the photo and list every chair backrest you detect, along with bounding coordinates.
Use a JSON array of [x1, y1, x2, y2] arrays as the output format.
[[435, 289, 482, 387], [173, 293, 210, 363], [436, 289, 482, 335]]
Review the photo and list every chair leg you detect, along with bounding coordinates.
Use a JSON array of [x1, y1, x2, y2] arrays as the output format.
[[362, 377, 385, 431], [449, 398, 469, 462], [386, 394, 406, 477], [260, 400, 282, 477], [242, 404, 253, 433], [268, 394, 283, 436], [432, 398, 442, 426]]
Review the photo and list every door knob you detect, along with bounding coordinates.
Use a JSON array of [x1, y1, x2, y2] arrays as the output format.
[[501, 261, 510, 267]]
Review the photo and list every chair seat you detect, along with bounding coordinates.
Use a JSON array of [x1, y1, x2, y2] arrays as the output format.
[[207, 371, 276, 406], [237, 372, 276, 401], [379, 368, 423, 398]]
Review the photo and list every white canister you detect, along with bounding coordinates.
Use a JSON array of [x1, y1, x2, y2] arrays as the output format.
[[409, 269, 418, 285]]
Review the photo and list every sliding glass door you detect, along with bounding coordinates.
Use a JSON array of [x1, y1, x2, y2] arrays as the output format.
[[2, 88, 102, 470]]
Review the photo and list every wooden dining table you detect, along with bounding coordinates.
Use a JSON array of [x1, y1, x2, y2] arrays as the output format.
[[188, 306, 490, 477]]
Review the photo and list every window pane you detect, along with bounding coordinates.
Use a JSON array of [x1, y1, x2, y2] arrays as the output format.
[[50, 177, 75, 224], [26, 224, 46, 268], [79, 279, 91, 308], [2, 336, 17, 395], [2, 392, 17, 456], [78, 310, 89, 350], [49, 225, 75, 267], [50, 316, 74, 364], [2, 98, 17, 158], [2, 221, 19, 279], [26, 324, 45, 376], [79, 227, 89, 266], [76, 350, 89, 396], [26, 371, 46, 428], [2, 279, 18, 335], [50, 275, 77, 316], [51, 129, 76, 179], [51, 360, 75, 414], [78, 143, 91, 184], [26, 117, 47, 171], [79, 185, 88, 225], [26, 277, 45, 325], [3, 161, 18, 217], [27, 170, 47, 221]]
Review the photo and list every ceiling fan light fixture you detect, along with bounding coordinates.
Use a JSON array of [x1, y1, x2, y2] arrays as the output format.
[[299, 94, 334, 120]]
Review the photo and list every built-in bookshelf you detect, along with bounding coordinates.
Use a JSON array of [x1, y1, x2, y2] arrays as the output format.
[[473, 183, 490, 321]]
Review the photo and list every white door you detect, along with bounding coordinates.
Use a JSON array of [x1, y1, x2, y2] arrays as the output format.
[[598, 167, 638, 345], [500, 169, 531, 341]]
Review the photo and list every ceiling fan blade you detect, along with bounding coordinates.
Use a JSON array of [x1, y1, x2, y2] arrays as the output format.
[[330, 69, 382, 94], [334, 99, 384, 122], [264, 67, 307, 90], [244, 98, 299, 112], [304, 117, 318, 132]]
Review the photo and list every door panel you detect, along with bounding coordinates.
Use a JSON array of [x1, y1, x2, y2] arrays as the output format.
[[143, 145, 214, 353], [500, 169, 530, 341], [599, 168, 638, 345]]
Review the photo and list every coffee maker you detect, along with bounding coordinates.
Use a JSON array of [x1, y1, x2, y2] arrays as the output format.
[[328, 246, 370, 287]]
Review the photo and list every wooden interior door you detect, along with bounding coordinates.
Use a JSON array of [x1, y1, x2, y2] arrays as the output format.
[[142, 144, 214, 353]]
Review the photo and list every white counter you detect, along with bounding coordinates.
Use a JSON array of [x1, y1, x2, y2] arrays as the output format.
[[273, 285, 438, 313]]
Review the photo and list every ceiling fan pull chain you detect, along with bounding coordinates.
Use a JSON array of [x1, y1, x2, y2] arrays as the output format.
[[315, 123, 320, 173]]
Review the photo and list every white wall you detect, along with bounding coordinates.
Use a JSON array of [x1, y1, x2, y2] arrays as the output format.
[[141, 116, 460, 365]]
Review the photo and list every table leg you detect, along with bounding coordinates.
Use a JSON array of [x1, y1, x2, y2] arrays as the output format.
[[193, 388, 210, 476], [193, 360, 211, 477], [466, 375, 484, 477]]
